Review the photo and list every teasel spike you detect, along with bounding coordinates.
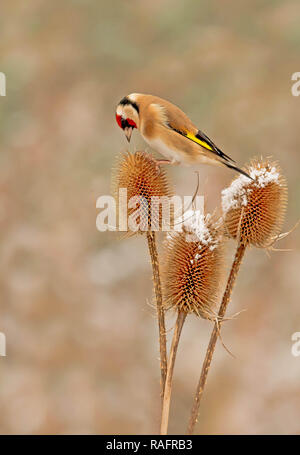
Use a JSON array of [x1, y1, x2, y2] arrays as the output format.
[[112, 150, 174, 236], [160, 211, 225, 434], [112, 150, 174, 406], [221, 158, 287, 247], [187, 157, 288, 434]]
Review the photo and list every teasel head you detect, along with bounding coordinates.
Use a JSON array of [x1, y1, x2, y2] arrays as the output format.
[[221, 158, 288, 248], [112, 151, 173, 235], [162, 211, 225, 320]]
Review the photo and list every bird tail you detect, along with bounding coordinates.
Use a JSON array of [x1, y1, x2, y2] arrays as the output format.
[[223, 162, 252, 180]]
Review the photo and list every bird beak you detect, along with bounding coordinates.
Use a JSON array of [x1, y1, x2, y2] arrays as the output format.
[[124, 127, 133, 143]]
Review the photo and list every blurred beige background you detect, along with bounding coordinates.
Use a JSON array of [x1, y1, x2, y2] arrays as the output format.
[[0, 0, 299, 435]]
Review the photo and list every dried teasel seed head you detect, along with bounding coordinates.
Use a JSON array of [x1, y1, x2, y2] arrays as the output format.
[[221, 158, 288, 247], [161, 211, 225, 320], [112, 151, 174, 235]]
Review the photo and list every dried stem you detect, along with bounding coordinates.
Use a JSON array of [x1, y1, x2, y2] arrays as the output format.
[[160, 310, 187, 435], [187, 242, 246, 435], [146, 231, 167, 404]]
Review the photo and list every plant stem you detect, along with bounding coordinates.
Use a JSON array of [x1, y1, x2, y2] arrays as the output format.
[[187, 242, 246, 435], [146, 231, 167, 404], [160, 310, 187, 435]]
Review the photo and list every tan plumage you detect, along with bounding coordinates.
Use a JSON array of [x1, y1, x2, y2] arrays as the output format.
[[115, 93, 250, 178]]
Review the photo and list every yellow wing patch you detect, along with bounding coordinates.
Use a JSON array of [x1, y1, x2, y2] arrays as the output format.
[[185, 132, 213, 151]]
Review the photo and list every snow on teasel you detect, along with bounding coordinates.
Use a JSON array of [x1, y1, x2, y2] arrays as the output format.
[[162, 211, 225, 319], [180, 210, 212, 243], [221, 162, 281, 214], [221, 159, 287, 247]]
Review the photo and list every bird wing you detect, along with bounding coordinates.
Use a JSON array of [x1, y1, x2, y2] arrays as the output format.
[[186, 129, 236, 163], [167, 122, 236, 164], [157, 101, 234, 163], [144, 95, 236, 164]]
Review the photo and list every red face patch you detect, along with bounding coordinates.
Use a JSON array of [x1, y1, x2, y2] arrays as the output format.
[[116, 114, 137, 130], [127, 118, 137, 128], [116, 114, 122, 129]]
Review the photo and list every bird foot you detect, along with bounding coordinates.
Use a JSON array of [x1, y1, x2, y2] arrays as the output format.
[[153, 159, 176, 175], [137, 152, 178, 174]]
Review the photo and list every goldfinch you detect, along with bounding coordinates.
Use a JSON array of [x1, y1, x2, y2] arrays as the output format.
[[116, 93, 250, 178]]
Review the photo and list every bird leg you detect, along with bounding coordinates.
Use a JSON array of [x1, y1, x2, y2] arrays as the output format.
[[155, 159, 172, 165], [138, 151, 178, 174], [153, 159, 175, 175]]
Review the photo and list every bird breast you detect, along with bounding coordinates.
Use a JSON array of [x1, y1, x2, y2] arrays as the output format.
[[143, 136, 183, 164]]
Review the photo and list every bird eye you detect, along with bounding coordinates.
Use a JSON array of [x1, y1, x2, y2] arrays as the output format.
[[116, 114, 123, 129]]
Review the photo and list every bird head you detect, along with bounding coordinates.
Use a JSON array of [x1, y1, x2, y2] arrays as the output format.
[[116, 95, 140, 142]]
